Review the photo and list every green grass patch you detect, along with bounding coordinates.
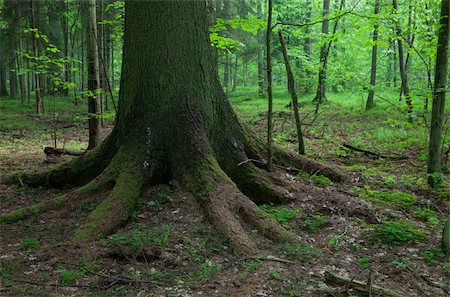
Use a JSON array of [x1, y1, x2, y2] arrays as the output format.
[[259, 204, 299, 227], [371, 220, 426, 244], [359, 186, 417, 208]]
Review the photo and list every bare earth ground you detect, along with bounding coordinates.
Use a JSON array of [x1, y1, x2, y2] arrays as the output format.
[[1, 109, 449, 296]]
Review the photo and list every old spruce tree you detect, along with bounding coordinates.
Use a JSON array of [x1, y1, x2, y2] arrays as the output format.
[[0, 1, 342, 253]]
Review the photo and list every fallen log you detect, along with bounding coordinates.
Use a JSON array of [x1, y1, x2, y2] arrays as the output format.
[[342, 143, 408, 160], [44, 147, 86, 157], [324, 271, 403, 297]]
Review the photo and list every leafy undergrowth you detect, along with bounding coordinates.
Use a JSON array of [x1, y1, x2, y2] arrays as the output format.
[[1, 89, 449, 296]]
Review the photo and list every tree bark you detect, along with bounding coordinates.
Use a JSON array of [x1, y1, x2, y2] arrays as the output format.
[[427, 0, 449, 187], [366, 0, 380, 109], [257, 2, 265, 97], [0, 55, 8, 97], [313, 0, 330, 103], [86, 0, 102, 149], [31, 0, 42, 114], [279, 31, 305, 155], [393, 0, 414, 123], [266, 0, 274, 171]]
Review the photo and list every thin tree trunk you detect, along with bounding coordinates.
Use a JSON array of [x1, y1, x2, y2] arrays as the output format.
[[232, 53, 238, 92], [224, 51, 229, 95], [313, 0, 330, 103], [393, 0, 414, 123], [366, 0, 380, 109], [257, 2, 265, 97], [31, 0, 42, 114], [427, 0, 449, 186], [279, 30, 305, 155], [0, 56, 8, 97], [98, 0, 106, 126], [86, 0, 102, 149], [266, 0, 274, 171]]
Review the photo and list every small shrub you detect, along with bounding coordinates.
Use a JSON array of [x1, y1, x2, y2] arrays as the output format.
[[19, 236, 40, 250], [281, 243, 320, 261], [259, 204, 299, 227], [58, 267, 85, 285], [311, 175, 333, 186], [304, 213, 325, 232], [358, 256, 372, 269], [413, 208, 439, 226], [372, 220, 425, 244]]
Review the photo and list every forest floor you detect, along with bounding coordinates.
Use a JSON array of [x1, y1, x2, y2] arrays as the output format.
[[0, 88, 449, 297]]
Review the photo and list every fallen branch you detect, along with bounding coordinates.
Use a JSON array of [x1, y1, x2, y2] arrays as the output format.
[[44, 147, 86, 157], [324, 271, 403, 297], [342, 143, 408, 160]]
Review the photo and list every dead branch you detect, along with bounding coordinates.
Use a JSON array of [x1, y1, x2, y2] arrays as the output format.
[[342, 143, 408, 160], [44, 147, 86, 156], [324, 271, 403, 297]]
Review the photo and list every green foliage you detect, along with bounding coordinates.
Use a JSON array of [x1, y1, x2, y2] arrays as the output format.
[[191, 259, 221, 280], [413, 207, 439, 226], [372, 220, 426, 245], [423, 249, 446, 264], [303, 213, 325, 232], [259, 204, 299, 227], [281, 243, 320, 261], [359, 186, 417, 208], [311, 175, 333, 186], [358, 256, 372, 269], [244, 259, 262, 272], [58, 266, 86, 285], [19, 236, 40, 250], [107, 225, 172, 248]]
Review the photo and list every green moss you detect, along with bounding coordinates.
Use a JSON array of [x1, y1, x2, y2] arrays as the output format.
[[72, 223, 98, 242]]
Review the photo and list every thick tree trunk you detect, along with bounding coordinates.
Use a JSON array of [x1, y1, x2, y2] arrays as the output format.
[[86, 0, 102, 149], [1, 1, 344, 253], [427, 0, 449, 187], [366, 0, 380, 109]]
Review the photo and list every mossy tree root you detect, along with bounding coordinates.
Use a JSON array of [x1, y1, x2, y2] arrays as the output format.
[[72, 159, 143, 243], [186, 160, 296, 253], [229, 162, 295, 205], [0, 165, 118, 224], [3, 131, 119, 188]]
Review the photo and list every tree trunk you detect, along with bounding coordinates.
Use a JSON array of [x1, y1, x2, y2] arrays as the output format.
[[427, 0, 449, 187], [266, 0, 274, 171], [279, 31, 305, 155], [232, 53, 238, 92], [31, 0, 42, 114], [0, 56, 8, 97], [257, 2, 265, 97], [393, 0, 414, 123], [366, 0, 380, 109], [313, 0, 330, 103], [86, 0, 102, 149], [1, 1, 343, 254]]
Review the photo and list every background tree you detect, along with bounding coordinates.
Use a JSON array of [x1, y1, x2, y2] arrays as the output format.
[[427, 0, 449, 187]]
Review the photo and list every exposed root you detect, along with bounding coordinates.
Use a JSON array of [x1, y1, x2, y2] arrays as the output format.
[[241, 126, 346, 181], [273, 147, 346, 182], [72, 159, 143, 242], [0, 167, 118, 224], [3, 131, 119, 188], [230, 162, 294, 204], [186, 159, 296, 253]]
